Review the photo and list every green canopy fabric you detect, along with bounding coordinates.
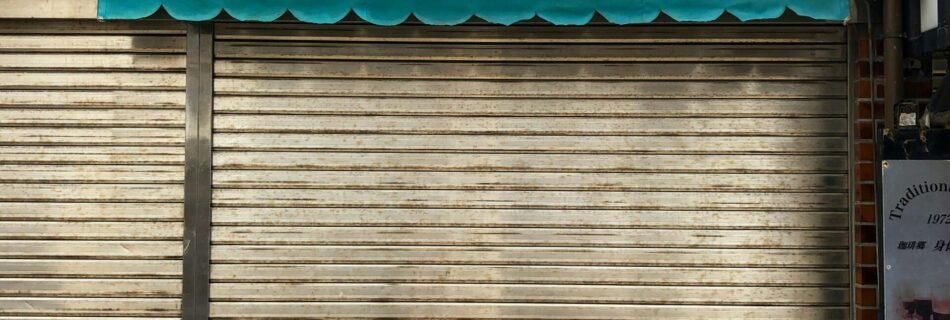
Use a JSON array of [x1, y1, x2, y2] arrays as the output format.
[[98, 0, 850, 26]]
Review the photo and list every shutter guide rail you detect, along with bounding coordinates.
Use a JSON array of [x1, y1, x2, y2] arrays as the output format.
[[182, 22, 213, 320]]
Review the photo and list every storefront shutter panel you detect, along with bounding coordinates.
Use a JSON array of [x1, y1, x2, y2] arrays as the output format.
[[209, 23, 850, 319], [0, 20, 186, 318]]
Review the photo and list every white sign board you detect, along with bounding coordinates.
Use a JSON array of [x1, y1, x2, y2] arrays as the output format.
[[882, 160, 950, 319]]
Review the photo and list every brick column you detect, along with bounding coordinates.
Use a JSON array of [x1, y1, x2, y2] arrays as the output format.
[[853, 29, 884, 320], [852, 29, 934, 320]]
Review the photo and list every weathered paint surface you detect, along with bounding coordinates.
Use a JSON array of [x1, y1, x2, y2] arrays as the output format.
[[0, 20, 186, 318], [208, 23, 850, 319]]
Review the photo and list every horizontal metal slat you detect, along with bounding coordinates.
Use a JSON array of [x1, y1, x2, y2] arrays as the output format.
[[213, 171, 846, 192], [211, 208, 848, 230], [215, 60, 847, 80], [214, 152, 848, 173], [0, 20, 185, 34], [0, 54, 185, 71], [0, 109, 184, 128], [0, 241, 181, 259], [213, 97, 847, 117], [0, 203, 181, 222], [211, 227, 846, 249], [0, 91, 184, 108], [0, 317, 179, 320], [209, 302, 848, 319], [0, 36, 185, 53], [0, 184, 183, 202], [214, 115, 846, 136], [0, 222, 182, 241], [212, 246, 848, 267], [210, 283, 847, 305], [215, 24, 845, 43], [216, 78, 847, 98], [213, 134, 847, 154], [210, 264, 848, 286], [0, 128, 184, 146], [0, 72, 184, 90], [211, 245, 849, 268], [0, 298, 179, 317], [0, 260, 180, 278], [211, 189, 847, 210], [0, 279, 180, 298], [0, 146, 183, 165], [0, 165, 182, 184], [215, 42, 845, 62]]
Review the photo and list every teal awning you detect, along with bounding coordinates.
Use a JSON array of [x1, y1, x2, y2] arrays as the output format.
[[98, 0, 850, 26]]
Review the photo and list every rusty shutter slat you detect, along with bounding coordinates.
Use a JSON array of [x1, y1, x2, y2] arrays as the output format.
[[208, 23, 850, 319], [0, 20, 186, 319]]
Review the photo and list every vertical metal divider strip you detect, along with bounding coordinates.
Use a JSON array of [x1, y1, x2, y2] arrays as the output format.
[[874, 125, 886, 316], [183, 22, 214, 320], [846, 23, 857, 320]]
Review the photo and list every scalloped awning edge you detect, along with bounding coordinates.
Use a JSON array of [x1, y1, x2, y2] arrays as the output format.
[[97, 0, 850, 26]]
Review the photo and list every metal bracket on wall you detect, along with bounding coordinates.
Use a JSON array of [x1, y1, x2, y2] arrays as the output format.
[[183, 22, 213, 320]]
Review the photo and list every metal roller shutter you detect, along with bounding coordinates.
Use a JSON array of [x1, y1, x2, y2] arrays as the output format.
[[0, 20, 186, 318], [210, 23, 851, 319]]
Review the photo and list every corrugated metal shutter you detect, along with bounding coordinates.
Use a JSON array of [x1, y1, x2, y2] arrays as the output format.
[[0, 20, 186, 318], [210, 23, 851, 319]]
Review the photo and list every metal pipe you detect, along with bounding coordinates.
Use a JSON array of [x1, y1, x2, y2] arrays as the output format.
[[883, 0, 904, 129]]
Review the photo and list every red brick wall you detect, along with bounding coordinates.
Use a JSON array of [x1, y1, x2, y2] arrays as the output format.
[[852, 30, 934, 320], [853, 29, 883, 320]]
